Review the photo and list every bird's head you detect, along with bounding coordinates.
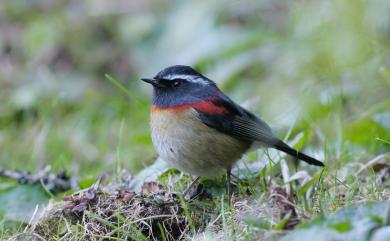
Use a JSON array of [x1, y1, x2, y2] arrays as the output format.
[[141, 65, 219, 108]]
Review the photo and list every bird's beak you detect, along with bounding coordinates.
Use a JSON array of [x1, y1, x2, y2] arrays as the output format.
[[141, 78, 165, 88]]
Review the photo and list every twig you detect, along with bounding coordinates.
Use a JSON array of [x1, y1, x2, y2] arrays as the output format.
[[0, 165, 78, 192], [357, 153, 390, 175], [9, 232, 47, 241]]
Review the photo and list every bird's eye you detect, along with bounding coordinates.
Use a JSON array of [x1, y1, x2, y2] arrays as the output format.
[[172, 80, 181, 87]]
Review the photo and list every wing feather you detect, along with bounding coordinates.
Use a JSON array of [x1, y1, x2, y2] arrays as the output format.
[[194, 93, 278, 146], [194, 92, 324, 167]]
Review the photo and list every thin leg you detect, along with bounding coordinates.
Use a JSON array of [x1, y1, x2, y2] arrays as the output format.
[[182, 176, 200, 197], [230, 172, 239, 180], [226, 169, 232, 206]]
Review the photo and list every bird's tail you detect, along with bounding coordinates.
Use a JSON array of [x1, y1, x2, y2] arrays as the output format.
[[273, 141, 324, 167]]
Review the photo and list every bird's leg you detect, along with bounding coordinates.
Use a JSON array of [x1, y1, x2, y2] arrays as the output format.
[[182, 176, 200, 198], [230, 172, 239, 180], [226, 169, 232, 206]]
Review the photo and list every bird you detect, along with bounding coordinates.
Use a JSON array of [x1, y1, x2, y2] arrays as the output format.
[[141, 65, 324, 203]]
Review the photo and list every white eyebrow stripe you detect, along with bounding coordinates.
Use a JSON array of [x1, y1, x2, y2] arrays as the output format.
[[165, 74, 209, 85]]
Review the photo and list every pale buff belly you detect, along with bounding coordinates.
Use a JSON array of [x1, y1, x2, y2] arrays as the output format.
[[150, 108, 251, 177]]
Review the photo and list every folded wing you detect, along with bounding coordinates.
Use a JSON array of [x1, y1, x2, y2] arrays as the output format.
[[194, 92, 324, 167]]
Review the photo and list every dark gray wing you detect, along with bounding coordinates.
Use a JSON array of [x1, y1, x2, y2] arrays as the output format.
[[195, 92, 324, 167], [194, 92, 278, 146]]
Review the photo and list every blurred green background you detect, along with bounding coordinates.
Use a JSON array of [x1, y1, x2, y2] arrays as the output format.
[[0, 0, 389, 180]]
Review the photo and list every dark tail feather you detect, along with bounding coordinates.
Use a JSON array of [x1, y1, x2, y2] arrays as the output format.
[[273, 141, 324, 167]]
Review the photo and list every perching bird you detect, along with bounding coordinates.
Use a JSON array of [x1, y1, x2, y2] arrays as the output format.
[[141, 65, 324, 202]]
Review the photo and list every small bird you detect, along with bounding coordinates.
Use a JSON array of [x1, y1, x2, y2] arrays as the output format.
[[141, 65, 324, 201]]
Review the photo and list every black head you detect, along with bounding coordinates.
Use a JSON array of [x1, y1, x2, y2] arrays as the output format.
[[141, 65, 219, 107]]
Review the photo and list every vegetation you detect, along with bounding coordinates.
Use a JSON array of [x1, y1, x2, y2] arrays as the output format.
[[0, 0, 389, 240]]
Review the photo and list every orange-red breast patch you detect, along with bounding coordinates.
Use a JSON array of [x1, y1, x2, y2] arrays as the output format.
[[152, 99, 227, 115]]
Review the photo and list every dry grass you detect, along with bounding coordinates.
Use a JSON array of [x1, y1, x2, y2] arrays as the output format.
[[7, 170, 314, 241]]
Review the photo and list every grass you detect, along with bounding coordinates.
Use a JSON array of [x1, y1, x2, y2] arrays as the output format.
[[1, 0, 390, 240], [2, 158, 390, 240]]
